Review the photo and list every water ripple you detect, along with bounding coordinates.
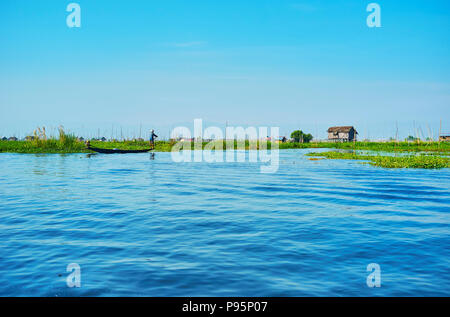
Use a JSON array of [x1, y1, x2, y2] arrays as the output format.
[[0, 150, 449, 296]]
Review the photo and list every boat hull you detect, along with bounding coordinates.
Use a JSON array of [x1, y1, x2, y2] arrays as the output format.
[[88, 147, 151, 154]]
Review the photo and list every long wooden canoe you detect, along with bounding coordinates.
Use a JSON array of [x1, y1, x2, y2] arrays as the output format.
[[87, 146, 151, 154]]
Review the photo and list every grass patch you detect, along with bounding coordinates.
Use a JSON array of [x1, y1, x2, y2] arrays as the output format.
[[0, 140, 88, 154], [89, 140, 172, 152], [307, 151, 450, 169], [280, 141, 450, 152], [0, 127, 87, 154], [1, 132, 450, 157]]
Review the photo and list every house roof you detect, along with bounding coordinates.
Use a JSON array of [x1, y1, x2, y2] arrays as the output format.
[[327, 126, 358, 134]]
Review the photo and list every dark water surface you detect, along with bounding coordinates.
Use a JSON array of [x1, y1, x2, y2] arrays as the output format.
[[0, 150, 449, 296]]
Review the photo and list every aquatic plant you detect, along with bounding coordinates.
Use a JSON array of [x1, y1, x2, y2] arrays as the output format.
[[279, 141, 450, 153], [306, 151, 450, 169], [1, 134, 450, 160], [0, 126, 86, 153]]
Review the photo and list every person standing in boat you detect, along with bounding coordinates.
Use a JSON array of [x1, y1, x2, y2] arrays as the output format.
[[149, 129, 158, 150]]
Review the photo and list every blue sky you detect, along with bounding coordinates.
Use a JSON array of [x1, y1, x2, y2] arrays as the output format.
[[1, 0, 449, 139]]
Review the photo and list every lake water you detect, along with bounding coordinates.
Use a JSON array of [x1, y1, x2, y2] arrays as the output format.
[[0, 150, 449, 296]]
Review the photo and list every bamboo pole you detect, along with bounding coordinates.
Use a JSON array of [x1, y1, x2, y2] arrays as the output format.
[[427, 124, 432, 143], [396, 121, 399, 143]]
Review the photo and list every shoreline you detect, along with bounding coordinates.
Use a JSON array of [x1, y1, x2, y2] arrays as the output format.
[[1, 140, 449, 169], [1, 140, 449, 154], [0, 139, 450, 169]]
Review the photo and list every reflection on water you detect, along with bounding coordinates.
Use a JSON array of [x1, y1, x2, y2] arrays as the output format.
[[0, 150, 449, 296]]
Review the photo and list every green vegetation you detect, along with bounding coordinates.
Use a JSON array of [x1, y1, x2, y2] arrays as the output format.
[[306, 151, 450, 169], [89, 140, 173, 152], [405, 135, 419, 142], [1, 138, 449, 154], [290, 130, 313, 143], [0, 127, 87, 154], [280, 141, 450, 153], [1, 126, 449, 170], [0, 139, 278, 154], [0, 139, 172, 154], [0, 139, 87, 154]]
